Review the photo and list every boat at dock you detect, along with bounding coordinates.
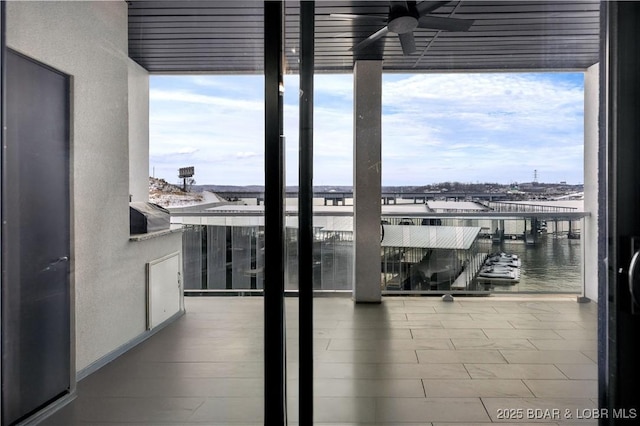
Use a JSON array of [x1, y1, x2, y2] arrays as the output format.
[[477, 252, 521, 284], [485, 252, 521, 268]]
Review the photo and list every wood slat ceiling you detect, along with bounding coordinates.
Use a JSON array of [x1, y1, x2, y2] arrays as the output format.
[[127, 0, 600, 73]]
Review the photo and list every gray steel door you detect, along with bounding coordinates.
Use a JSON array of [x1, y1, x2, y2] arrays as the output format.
[[2, 50, 70, 425]]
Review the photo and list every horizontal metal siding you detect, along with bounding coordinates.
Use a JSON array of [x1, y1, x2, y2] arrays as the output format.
[[127, 0, 600, 73], [381, 225, 481, 250]]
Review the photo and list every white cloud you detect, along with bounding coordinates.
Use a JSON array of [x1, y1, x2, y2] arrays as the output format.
[[236, 151, 259, 159], [150, 89, 263, 112], [150, 72, 584, 186], [379, 73, 583, 185]]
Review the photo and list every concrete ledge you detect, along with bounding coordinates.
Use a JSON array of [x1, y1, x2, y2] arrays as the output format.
[[129, 226, 183, 242]]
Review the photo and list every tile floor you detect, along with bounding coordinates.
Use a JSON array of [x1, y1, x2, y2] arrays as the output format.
[[42, 294, 598, 425]]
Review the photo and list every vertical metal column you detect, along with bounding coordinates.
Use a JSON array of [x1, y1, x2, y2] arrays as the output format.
[[298, 2, 314, 423], [264, 2, 286, 424]]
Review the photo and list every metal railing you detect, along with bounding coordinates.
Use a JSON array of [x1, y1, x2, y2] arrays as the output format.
[[483, 201, 579, 213], [177, 211, 586, 296]]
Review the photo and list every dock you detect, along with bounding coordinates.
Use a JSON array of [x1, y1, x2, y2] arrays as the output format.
[[452, 252, 488, 289]]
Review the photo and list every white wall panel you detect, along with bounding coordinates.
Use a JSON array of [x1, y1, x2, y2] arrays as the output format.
[[147, 252, 181, 329]]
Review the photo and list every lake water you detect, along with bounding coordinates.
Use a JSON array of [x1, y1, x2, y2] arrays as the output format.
[[478, 235, 582, 293]]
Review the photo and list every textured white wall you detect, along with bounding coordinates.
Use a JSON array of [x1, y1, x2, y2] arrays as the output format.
[[7, 1, 182, 371], [129, 61, 150, 202], [584, 63, 599, 302], [353, 60, 382, 303]]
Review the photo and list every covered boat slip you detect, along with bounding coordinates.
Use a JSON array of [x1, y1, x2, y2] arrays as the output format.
[[381, 224, 486, 292]]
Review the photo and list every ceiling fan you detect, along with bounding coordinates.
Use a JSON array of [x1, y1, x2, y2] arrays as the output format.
[[331, 1, 474, 56]]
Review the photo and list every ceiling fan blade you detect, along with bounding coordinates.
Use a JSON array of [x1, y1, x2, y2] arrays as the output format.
[[417, 15, 474, 31], [399, 32, 417, 55], [330, 13, 388, 24], [416, 1, 450, 16], [351, 26, 390, 51]]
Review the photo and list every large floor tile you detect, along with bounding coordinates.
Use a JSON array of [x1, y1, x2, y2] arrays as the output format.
[[320, 328, 414, 339], [465, 363, 566, 379], [131, 347, 264, 363], [187, 397, 263, 423], [554, 329, 598, 340], [310, 378, 426, 398], [423, 379, 533, 397], [313, 362, 468, 380], [410, 328, 489, 339], [45, 397, 208, 424], [509, 320, 586, 330], [39, 296, 600, 425], [405, 312, 473, 321], [441, 320, 515, 329], [490, 302, 563, 313], [387, 305, 438, 314], [80, 377, 263, 398], [483, 329, 564, 340], [375, 397, 491, 423], [451, 338, 536, 350], [469, 313, 541, 322], [316, 349, 419, 363], [328, 337, 454, 350], [530, 339, 597, 351], [555, 364, 598, 380], [434, 304, 499, 314], [500, 350, 595, 365], [376, 363, 471, 379], [391, 320, 451, 329], [582, 349, 598, 363], [533, 313, 598, 323], [524, 380, 598, 398], [417, 349, 507, 364], [313, 397, 377, 423]]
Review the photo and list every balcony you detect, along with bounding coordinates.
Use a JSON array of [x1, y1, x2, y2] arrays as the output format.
[[175, 201, 588, 296], [42, 295, 597, 425]]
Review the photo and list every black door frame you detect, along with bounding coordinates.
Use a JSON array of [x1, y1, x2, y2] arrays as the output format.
[[602, 1, 640, 422], [264, 2, 287, 425], [0, 3, 5, 422]]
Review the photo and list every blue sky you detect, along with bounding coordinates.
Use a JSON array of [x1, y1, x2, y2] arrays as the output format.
[[150, 72, 584, 187]]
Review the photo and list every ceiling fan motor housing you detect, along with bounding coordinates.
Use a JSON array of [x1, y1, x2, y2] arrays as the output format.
[[388, 2, 419, 34]]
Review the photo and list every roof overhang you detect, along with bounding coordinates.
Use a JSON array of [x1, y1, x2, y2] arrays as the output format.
[[127, 1, 601, 74], [381, 224, 481, 250]]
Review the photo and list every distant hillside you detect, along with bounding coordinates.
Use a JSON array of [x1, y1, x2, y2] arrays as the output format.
[[193, 185, 355, 193], [194, 184, 266, 193], [149, 177, 203, 207], [190, 182, 584, 197]]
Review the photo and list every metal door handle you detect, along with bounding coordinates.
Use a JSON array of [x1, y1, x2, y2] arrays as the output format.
[[629, 251, 640, 307], [41, 256, 69, 272]]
